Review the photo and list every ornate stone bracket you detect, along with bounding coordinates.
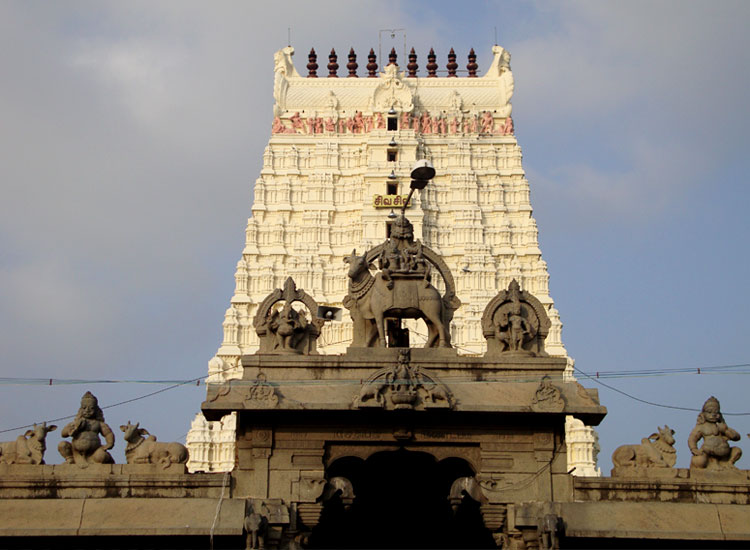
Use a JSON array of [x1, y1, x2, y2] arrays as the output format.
[[354, 349, 454, 410], [482, 279, 550, 357], [254, 277, 325, 355], [372, 63, 414, 112]]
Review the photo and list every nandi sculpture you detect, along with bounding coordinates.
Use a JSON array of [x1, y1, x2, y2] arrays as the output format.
[[0, 422, 56, 464], [120, 421, 189, 468], [612, 425, 677, 470], [343, 215, 460, 348]]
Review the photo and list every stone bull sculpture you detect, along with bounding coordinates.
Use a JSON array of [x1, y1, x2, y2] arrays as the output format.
[[120, 421, 188, 468], [344, 249, 449, 347], [612, 425, 676, 469], [0, 422, 57, 465]]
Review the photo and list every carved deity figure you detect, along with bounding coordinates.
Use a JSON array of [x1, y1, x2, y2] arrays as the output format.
[[271, 116, 285, 134], [688, 396, 742, 469], [480, 111, 494, 134], [59, 392, 115, 466], [290, 112, 304, 133], [270, 303, 306, 351], [499, 116, 514, 135], [353, 111, 364, 133], [496, 300, 535, 352], [378, 216, 430, 290], [324, 117, 335, 133], [400, 111, 410, 130], [420, 112, 432, 134], [448, 117, 458, 134], [374, 112, 385, 129]]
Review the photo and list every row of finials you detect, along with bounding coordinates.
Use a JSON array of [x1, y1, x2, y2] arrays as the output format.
[[305, 47, 481, 78]]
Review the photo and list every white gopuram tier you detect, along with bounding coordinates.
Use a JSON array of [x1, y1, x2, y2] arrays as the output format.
[[186, 45, 600, 476]]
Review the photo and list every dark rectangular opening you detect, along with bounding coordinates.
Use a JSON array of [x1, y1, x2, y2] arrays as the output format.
[[387, 117, 398, 131], [387, 151, 397, 162], [386, 182, 398, 195]]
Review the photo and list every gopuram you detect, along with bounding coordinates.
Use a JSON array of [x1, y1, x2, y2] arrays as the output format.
[[187, 44, 600, 479], [1, 46, 750, 550]]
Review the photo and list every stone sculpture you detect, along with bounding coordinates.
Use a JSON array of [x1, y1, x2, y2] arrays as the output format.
[[499, 116, 514, 135], [254, 277, 325, 355], [355, 349, 453, 410], [688, 396, 742, 470], [245, 373, 280, 408], [244, 503, 269, 550], [611, 425, 676, 469], [58, 391, 115, 466], [531, 376, 564, 412], [120, 421, 189, 468], [343, 214, 460, 348], [0, 422, 56, 465], [481, 279, 550, 357]]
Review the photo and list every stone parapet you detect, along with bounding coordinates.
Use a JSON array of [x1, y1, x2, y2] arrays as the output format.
[[0, 464, 229, 500], [574, 472, 750, 505]]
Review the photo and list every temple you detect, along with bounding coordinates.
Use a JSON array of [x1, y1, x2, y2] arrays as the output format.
[[186, 45, 600, 477], [1, 45, 749, 550]]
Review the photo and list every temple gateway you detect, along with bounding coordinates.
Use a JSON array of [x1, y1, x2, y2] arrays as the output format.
[[1, 46, 749, 549]]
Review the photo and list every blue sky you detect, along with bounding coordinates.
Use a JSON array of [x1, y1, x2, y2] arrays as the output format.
[[1, 1, 749, 471]]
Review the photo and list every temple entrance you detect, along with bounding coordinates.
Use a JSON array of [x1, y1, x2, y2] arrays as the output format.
[[310, 448, 494, 549]]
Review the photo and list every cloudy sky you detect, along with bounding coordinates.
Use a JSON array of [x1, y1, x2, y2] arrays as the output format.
[[1, 1, 749, 471]]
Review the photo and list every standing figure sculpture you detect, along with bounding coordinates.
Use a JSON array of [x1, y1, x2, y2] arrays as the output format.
[[58, 391, 115, 466], [688, 396, 742, 470]]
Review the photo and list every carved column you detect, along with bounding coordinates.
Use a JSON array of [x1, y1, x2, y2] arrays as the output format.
[[533, 432, 554, 501], [251, 427, 273, 498]]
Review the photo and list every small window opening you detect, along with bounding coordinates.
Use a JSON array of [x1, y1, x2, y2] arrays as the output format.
[[386, 182, 398, 195], [386, 221, 392, 238], [387, 151, 397, 162], [387, 117, 398, 131]]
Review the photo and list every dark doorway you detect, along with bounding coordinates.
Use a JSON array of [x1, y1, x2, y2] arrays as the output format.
[[310, 448, 494, 549]]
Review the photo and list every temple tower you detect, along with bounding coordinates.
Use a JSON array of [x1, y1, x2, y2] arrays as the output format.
[[187, 45, 599, 476]]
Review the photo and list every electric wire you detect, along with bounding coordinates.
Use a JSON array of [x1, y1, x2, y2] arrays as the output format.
[[2, 350, 749, 434]]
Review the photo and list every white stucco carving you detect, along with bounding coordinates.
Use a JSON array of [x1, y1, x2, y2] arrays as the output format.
[[187, 46, 599, 477]]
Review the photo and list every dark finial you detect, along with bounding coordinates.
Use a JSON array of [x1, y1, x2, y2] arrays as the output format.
[[407, 47, 418, 77], [467, 48, 478, 77], [367, 48, 378, 77], [328, 48, 339, 78], [426, 47, 438, 77], [446, 47, 458, 77], [388, 47, 397, 66], [307, 48, 318, 78], [347, 47, 358, 77]]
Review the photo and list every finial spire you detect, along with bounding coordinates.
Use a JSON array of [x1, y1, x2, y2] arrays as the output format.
[[327, 48, 339, 77], [307, 48, 318, 78], [446, 48, 458, 77], [407, 47, 418, 77], [347, 48, 358, 77], [467, 48, 478, 77], [388, 47, 397, 66], [367, 48, 378, 77], [426, 48, 437, 77]]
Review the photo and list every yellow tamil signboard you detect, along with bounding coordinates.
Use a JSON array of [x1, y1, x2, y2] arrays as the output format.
[[373, 194, 412, 208]]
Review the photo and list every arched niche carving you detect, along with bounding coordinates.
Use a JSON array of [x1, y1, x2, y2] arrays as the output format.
[[253, 277, 324, 355], [481, 279, 550, 357]]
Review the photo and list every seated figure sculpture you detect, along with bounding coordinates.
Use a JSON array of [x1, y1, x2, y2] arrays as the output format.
[[58, 391, 115, 466], [688, 396, 742, 470]]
